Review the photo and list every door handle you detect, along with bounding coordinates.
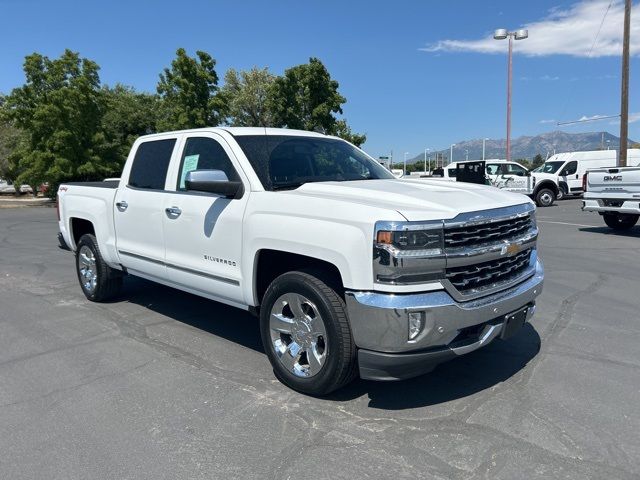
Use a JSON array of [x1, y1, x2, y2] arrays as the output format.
[[165, 206, 182, 218], [116, 201, 128, 212]]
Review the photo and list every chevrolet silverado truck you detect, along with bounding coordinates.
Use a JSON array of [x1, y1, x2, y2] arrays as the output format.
[[57, 127, 544, 395], [582, 165, 640, 230]]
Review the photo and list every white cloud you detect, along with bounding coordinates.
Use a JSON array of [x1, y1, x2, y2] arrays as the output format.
[[540, 119, 557, 124], [540, 75, 560, 81], [579, 114, 611, 121], [421, 0, 639, 57]]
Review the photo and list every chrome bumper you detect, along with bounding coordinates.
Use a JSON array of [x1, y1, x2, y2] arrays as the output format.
[[345, 260, 544, 380], [582, 198, 640, 215]]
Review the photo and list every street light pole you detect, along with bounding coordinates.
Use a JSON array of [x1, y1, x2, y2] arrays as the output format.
[[424, 148, 430, 174], [403, 152, 409, 177], [494, 28, 528, 163], [482, 138, 488, 161], [450, 144, 455, 165], [618, 0, 631, 167]]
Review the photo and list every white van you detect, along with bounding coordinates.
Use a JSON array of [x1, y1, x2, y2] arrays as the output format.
[[539, 149, 640, 199]]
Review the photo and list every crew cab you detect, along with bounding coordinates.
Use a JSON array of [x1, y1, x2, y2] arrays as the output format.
[[582, 164, 640, 230], [57, 128, 543, 395]]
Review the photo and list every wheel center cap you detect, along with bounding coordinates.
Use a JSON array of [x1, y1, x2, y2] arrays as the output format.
[[292, 318, 314, 348]]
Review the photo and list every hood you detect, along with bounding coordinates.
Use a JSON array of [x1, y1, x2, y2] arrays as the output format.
[[291, 179, 533, 221], [532, 172, 557, 181]]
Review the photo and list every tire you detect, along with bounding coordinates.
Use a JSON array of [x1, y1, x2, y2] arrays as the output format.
[[75, 233, 122, 302], [535, 188, 556, 207], [603, 213, 639, 230], [260, 270, 357, 396]]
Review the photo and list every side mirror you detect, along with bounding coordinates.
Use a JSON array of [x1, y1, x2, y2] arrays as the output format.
[[185, 170, 244, 199]]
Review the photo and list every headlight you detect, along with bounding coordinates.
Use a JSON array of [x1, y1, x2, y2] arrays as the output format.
[[373, 221, 445, 284]]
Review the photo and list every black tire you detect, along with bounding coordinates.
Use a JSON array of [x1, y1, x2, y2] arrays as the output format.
[[603, 213, 639, 230], [535, 188, 556, 207], [75, 233, 122, 302], [260, 270, 357, 396]]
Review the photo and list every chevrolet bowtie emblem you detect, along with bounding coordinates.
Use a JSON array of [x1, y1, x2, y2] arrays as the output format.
[[502, 243, 521, 256]]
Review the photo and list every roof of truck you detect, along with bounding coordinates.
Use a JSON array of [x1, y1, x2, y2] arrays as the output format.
[[137, 127, 331, 140]]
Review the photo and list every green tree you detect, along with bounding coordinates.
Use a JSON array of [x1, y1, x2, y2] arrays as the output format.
[[156, 48, 223, 130], [269, 57, 344, 132], [219, 67, 276, 127], [531, 153, 544, 169], [268, 57, 365, 144], [333, 119, 366, 147], [99, 84, 159, 168], [4, 50, 113, 196]]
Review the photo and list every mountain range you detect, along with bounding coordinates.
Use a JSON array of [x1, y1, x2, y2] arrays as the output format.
[[408, 131, 638, 164]]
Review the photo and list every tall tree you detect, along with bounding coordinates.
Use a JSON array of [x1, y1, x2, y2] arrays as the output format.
[[4, 50, 113, 195], [219, 67, 276, 127], [268, 58, 365, 145], [156, 48, 222, 130], [99, 84, 159, 167], [269, 57, 345, 132]]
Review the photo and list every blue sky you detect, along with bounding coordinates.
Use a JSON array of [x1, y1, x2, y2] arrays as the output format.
[[0, 0, 638, 160]]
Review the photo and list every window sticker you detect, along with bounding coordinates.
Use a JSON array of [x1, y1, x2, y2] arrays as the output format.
[[180, 154, 200, 189]]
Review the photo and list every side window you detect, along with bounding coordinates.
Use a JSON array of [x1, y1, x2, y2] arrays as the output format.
[[177, 137, 240, 190], [486, 164, 499, 175], [563, 161, 577, 175], [448, 168, 457, 178], [128, 139, 177, 190], [506, 163, 527, 176]]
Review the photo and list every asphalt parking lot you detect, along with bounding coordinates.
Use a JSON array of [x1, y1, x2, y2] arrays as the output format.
[[1, 199, 639, 479]]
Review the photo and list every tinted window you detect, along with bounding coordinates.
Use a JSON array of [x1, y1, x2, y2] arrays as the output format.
[[128, 139, 176, 190], [234, 135, 394, 190], [447, 168, 457, 178], [563, 161, 578, 175], [505, 163, 527, 176], [177, 137, 240, 190]]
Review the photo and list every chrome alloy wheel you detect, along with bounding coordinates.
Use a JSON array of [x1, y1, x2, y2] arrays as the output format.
[[540, 191, 553, 206], [269, 293, 328, 378], [78, 245, 98, 293]]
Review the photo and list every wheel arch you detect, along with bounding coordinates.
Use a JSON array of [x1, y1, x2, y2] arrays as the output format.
[[253, 249, 344, 307], [69, 217, 96, 249], [534, 180, 559, 196]]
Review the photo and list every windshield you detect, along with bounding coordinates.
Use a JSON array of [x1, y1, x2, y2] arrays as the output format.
[[234, 135, 395, 190], [540, 161, 565, 174]]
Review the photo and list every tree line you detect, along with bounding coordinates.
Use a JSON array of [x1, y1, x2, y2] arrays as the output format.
[[0, 48, 365, 196]]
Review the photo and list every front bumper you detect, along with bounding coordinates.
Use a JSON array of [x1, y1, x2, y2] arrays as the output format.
[[345, 260, 543, 381]]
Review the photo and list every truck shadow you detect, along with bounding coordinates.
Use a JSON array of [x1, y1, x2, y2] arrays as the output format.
[[579, 226, 640, 237], [329, 323, 541, 409], [118, 276, 540, 409]]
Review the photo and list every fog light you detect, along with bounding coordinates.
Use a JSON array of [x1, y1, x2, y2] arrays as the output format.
[[408, 312, 425, 340]]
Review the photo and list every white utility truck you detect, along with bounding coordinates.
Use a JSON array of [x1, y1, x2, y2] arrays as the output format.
[[57, 128, 543, 395], [539, 149, 640, 200], [583, 163, 640, 230], [428, 160, 559, 208]]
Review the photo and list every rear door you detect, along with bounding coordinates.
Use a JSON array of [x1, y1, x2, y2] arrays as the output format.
[[161, 133, 250, 305], [114, 137, 178, 279]]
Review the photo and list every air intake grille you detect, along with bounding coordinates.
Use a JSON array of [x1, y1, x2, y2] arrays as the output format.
[[444, 215, 532, 249], [445, 249, 532, 293]]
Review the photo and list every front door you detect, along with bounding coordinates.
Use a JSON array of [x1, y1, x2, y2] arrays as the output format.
[[162, 134, 249, 306], [486, 162, 532, 194], [560, 161, 579, 192]]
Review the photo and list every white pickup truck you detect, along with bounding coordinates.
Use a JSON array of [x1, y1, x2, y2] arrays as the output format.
[[58, 127, 543, 395], [583, 165, 640, 230]]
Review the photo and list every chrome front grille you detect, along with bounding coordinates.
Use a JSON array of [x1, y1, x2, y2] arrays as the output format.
[[445, 249, 532, 293], [444, 215, 532, 249]]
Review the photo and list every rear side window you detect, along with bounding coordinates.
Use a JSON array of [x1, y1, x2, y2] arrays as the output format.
[[177, 137, 240, 190], [128, 139, 176, 190]]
